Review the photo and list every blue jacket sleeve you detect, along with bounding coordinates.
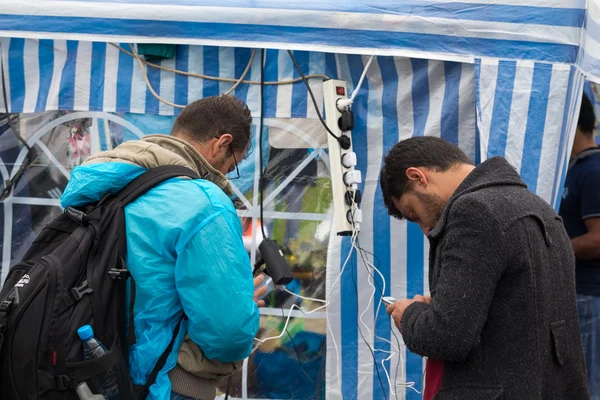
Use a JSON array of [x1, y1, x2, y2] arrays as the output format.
[[174, 209, 259, 363]]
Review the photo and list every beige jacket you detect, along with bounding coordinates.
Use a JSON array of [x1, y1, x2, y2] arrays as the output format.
[[86, 135, 242, 399]]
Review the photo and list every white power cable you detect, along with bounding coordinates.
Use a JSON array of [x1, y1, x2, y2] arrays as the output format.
[[337, 55, 375, 111]]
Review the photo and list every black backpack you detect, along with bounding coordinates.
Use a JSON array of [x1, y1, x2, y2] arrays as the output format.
[[0, 165, 199, 400]]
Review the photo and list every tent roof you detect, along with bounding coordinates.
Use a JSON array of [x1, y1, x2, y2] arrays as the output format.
[[0, 0, 599, 80]]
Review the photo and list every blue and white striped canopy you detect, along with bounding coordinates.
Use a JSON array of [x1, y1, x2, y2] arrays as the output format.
[[0, 2, 598, 400], [0, 0, 599, 80]]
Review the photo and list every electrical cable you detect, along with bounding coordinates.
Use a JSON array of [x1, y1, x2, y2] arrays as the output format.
[[258, 48, 268, 240], [222, 49, 256, 96], [280, 307, 317, 387], [348, 239, 389, 397], [336, 55, 375, 111], [354, 235, 421, 396], [286, 50, 341, 144], [355, 242, 404, 398]]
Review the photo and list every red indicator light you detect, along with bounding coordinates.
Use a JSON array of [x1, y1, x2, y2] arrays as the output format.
[[336, 87, 345, 96]]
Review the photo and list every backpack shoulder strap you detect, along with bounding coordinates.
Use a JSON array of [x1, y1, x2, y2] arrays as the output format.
[[116, 165, 199, 207]]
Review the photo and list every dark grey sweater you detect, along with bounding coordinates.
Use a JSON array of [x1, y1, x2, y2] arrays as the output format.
[[402, 157, 589, 399]]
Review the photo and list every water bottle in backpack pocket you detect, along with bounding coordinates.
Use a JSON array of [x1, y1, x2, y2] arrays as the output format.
[[77, 325, 119, 400]]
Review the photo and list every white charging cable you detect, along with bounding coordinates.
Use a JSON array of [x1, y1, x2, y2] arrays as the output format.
[[336, 55, 375, 111]]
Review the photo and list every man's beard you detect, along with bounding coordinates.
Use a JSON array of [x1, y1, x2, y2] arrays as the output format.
[[414, 191, 446, 229]]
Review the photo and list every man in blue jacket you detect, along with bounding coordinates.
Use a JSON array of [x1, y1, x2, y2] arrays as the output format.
[[61, 95, 264, 399]]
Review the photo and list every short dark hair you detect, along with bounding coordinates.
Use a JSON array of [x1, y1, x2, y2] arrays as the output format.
[[171, 95, 252, 153], [578, 93, 596, 135], [380, 136, 472, 219]]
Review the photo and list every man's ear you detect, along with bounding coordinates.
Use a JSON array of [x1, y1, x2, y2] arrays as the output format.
[[212, 134, 233, 156], [405, 167, 428, 188]]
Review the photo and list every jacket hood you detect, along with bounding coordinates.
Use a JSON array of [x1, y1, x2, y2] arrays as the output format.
[[61, 135, 232, 208], [429, 157, 526, 239]]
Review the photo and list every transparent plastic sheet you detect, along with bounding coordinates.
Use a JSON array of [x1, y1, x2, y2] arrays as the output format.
[[2, 112, 331, 399], [0, 111, 144, 284]]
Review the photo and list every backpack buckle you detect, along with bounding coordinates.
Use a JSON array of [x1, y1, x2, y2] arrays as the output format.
[[55, 375, 76, 391], [70, 280, 93, 301], [108, 268, 130, 280]]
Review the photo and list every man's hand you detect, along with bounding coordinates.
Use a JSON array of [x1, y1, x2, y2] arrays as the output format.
[[386, 295, 430, 332], [253, 275, 268, 307]]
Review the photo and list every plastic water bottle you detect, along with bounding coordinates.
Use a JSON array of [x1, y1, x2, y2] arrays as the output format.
[[75, 382, 105, 400], [77, 325, 119, 400]]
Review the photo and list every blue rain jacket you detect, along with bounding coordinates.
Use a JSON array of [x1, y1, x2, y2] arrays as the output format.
[[61, 161, 259, 399]]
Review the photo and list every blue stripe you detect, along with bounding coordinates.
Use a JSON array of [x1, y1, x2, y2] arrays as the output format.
[[116, 42, 133, 112], [234, 47, 251, 103], [373, 55, 398, 400], [406, 222, 425, 399], [291, 51, 309, 118], [58, 41, 78, 110], [89, 42, 106, 111], [345, 53, 370, 400], [411, 59, 429, 137], [144, 60, 160, 114], [488, 60, 517, 158], [264, 49, 278, 118], [174, 45, 189, 115], [98, 117, 108, 151], [36, 40, 54, 112], [326, 53, 338, 80], [0, 16, 579, 64], [440, 62, 461, 146], [203, 46, 219, 97], [554, 67, 577, 210], [7, 38, 25, 113], [38, 0, 586, 26], [520, 63, 552, 194], [339, 238, 358, 400], [475, 118, 481, 164]]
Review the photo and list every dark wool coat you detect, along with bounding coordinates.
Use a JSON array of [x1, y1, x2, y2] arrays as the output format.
[[402, 157, 590, 400]]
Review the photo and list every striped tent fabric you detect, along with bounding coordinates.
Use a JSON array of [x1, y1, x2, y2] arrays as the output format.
[[579, 0, 600, 83], [0, 0, 595, 70], [0, 1, 598, 399], [0, 35, 590, 399]]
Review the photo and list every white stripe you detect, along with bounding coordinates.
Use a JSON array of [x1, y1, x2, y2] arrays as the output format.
[[536, 64, 570, 204], [159, 56, 176, 115], [356, 55, 383, 400], [218, 46, 234, 96], [390, 219, 408, 400], [423, 237, 430, 297], [187, 46, 203, 104], [129, 45, 147, 114], [504, 60, 535, 171], [22, 39, 40, 112], [0, 2, 581, 46], [74, 41, 92, 111], [276, 50, 292, 118], [0, 39, 8, 112], [306, 52, 324, 120], [326, 233, 343, 399], [424, 60, 445, 138], [458, 63, 477, 162], [475, 59, 499, 162], [0, 31, 475, 64], [103, 43, 119, 112], [429, 0, 583, 6], [395, 57, 414, 142], [45, 40, 67, 110]]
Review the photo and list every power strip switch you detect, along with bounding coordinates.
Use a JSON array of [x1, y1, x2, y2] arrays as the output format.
[[323, 79, 361, 235]]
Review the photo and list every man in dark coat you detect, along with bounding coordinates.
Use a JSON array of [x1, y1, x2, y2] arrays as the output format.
[[380, 136, 589, 399]]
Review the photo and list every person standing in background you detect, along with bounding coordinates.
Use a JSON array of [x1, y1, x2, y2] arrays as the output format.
[[560, 94, 600, 399]]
